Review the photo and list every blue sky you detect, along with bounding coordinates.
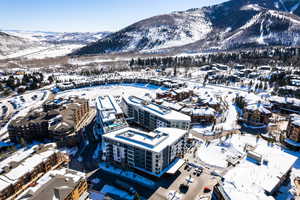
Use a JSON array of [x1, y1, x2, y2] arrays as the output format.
[[1, 0, 227, 32]]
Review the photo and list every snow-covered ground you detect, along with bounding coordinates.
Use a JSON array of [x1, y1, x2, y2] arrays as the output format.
[[55, 84, 163, 107], [192, 124, 214, 136], [68, 56, 132, 65], [219, 93, 240, 131], [197, 134, 300, 200], [0, 30, 110, 60], [197, 138, 243, 168], [0, 44, 83, 60], [25, 44, 84, 59], [99, 163, 155, 188], [0, 45, 48, 59]]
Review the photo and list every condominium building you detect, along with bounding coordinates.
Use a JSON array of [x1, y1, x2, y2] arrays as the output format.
[[156, 88, 193, 101], [102, 127, 187, 176], [17, 168, 88, 200], [0, 144, 68, 200], [121, 96, 190, 131], [96, 95, 128, 135], [8, 97, 89, 145], [191, 107, 216, 124], [243, 103, 272, 125]]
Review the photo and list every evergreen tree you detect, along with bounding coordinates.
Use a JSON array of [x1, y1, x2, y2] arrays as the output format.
[[249, 80, 253, 88], [258, 82, 263, 89], [129, 58, 134, 67], [19, 137, 27, 147], [263, 82, 268, 90], [48, 75, 54, 83], [255, 83, 259, 91]]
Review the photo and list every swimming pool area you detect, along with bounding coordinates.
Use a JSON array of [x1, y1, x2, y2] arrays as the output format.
[[115, 83, 168, 91], [54, 82, 169, 94]]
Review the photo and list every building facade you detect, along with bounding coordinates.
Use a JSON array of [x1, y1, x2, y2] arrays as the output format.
[[243, 103, 272, 125], [287, 114, 300, 142], [96, 95, 128, 135], [0, 144, 68, 200], [156, 88, 193, 101], [102, 127, 187, 176], [191, 107, 216, 124], [8, 97, 89, 145], [121, 96, 190, 131]]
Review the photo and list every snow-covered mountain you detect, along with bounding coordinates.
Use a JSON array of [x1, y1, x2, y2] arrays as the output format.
[[72, 9, 212, 55], [4, 30, 111, 45], [0, 32, 37, 57], [0, 30, 111, 59], [72, 0, 300, 56]]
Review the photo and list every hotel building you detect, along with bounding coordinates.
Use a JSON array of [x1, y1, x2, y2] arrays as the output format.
[[121, 96, 190, 131], [102, 127, 187, 176]]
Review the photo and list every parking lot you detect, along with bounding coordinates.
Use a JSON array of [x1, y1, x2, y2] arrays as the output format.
[[149, 163, 219, 200]]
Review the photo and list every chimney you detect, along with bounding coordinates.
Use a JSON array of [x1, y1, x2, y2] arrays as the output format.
[[53, 186, 70, 200]]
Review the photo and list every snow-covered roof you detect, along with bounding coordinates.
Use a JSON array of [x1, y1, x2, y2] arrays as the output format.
[[0, 144, 58, 192], [290, 114, 300, 126], [123, 96, 190, 122], [269, 96, 300, 107], [96, 95, 123, 123], [192, 107, 215, 116], [103, 127, 187, 153], [246, 103, 271, 114], [223, 140, 297, 199], [17, 168, 85, 200], [161, 101, 183, 111]]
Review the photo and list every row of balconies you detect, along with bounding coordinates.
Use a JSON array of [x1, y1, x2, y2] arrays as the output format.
[[0, 153, 66, 200]]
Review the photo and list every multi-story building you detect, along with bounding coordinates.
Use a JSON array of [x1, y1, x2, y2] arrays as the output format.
[[0, 144, 68, 200], [191, 107, 216, 124], [17, 168, 88, 200], [121, 96, 190, 131], [96, 95, 128, 135], [269, 96, 300, 114], [243, 103, 272, 125], [286, 114, 300, 142], [8, 97, 89, 145], [102, 127, 187, 176], [156, 88, 193, 101]]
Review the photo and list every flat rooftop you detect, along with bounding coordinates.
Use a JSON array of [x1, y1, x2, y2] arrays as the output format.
[[124, 96, 190, 122], [103, 127, 187, 153], [97, 95, 123, 123]]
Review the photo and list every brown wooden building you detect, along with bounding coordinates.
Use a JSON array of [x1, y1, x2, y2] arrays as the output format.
[[287, 114, 300, 142], [0, 144, 69, 200]]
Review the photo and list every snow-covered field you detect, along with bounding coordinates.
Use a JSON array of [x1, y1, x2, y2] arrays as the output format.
[[25, 44, 84, 59], [68, 56, 132, 65], [0, 30, 110, 60], [0, 44, 83, 60], [55, 84, 164, 107]]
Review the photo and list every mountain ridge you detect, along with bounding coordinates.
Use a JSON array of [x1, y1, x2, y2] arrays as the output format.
[[71, 0, 300, 56]]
